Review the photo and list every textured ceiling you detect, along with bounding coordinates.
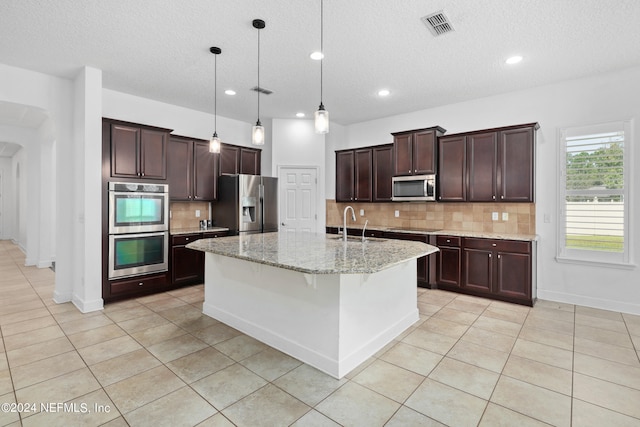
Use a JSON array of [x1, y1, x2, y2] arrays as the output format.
[[1, 0, 640, 126]]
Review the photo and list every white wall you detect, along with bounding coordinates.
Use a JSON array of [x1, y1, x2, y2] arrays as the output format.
[[0, 157, 11, 239], [337, 65, 640, 315], [271, 119, 329, 232]]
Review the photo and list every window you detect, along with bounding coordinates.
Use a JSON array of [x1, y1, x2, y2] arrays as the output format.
[[558, 120, 632, 266]]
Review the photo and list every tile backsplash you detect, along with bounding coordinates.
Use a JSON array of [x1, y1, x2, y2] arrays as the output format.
[[169, 202, 210, 230], [326, 200, 535, 235]]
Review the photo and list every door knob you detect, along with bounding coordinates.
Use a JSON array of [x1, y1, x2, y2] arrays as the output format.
[[281, 222, 285, 226]]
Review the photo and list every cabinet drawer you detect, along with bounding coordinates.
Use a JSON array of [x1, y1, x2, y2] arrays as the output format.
[[110, 274, 166, 296], [171, 234, 201, 246], [202, 231, 228, 239], [464, 238, 530, 253], [436, 235, 461, 247]]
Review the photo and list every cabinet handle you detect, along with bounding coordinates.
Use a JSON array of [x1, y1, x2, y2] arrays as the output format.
[[489, 254, 492, 258], [414, 169, 417, 173], [498, 254, 501, 259], [501, 195, 504, 199], [138, 282, 143, 286], [492, 195, 495, 200], [446, 239, 451, 243], [141, 172, 145, 177], [492, 243, 496, 247], [185, 237, 189, 241]]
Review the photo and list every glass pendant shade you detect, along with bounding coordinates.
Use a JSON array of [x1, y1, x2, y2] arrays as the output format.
[[252, 120, 265, 145], [315, 104, 329, 134], [209, 132, 221, 153]]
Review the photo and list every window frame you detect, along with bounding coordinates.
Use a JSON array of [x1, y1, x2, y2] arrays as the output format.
[[556, 119, 634, 268]]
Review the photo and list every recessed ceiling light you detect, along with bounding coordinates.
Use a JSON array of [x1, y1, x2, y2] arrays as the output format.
[[296, 112, 305, 118], [506, 55, 523, 65], [378, 89, 390, 97], [225, 89, 236, 95], [310, 51, 324, 60]]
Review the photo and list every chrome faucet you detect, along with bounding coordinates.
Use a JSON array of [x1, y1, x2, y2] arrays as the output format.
[[343, 206, 356, 241], [362, 219, 369, 242]]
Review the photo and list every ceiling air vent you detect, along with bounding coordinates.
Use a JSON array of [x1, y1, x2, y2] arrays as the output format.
[[421, 11, 454, 36], [251, 86, 273, 95]]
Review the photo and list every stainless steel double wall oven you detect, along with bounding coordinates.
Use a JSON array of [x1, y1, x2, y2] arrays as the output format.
[[108, 182, 169, 279]]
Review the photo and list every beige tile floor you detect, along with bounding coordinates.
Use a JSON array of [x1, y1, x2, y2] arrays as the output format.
[[1, 239, 639, 426]]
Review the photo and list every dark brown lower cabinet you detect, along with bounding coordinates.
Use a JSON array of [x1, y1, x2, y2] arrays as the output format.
[[437, 237, 532, 306], [435, 235, 461, 287], [107, 273, 167, 301], [170, 231, 228, 287]]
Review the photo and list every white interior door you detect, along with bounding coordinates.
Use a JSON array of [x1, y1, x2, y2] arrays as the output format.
[[278, 167, 318, 234]]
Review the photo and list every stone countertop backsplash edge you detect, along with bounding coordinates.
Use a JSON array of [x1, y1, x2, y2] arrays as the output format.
[[327, 224, 538, 242]]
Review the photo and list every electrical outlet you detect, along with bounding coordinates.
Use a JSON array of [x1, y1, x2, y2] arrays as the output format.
[[492, 212, 498, 221], [394, 210, 400, 218], [360, 209, 365, 216], [169, 210, 172, 219], [502, 212, 509, 221], [195, 209, 201, 218]]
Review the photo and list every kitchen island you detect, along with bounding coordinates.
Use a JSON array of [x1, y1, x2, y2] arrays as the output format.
[[187, 231, 438, 378]]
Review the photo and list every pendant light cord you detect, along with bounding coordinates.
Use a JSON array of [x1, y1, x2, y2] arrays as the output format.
[[214, 52, 218, 133], [320, 0, 324, 105], [257, 26, 261, 122]]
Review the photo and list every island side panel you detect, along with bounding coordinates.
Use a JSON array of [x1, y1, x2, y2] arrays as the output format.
[[336, 258, 419, 378], [202, 253, 419, 378], [203, 253, 342, 374]]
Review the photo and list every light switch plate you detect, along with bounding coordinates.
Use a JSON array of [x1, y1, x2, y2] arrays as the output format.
[[502, 212, 509, 221], [195, 210, 201, 217], [395, 210, 400, 218], [360, 209, 365, 216], [492, 212, 498, 221]]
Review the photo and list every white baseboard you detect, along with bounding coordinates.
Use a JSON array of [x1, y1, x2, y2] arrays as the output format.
[[72, 295, 104, 313], [537, 289, 640, 316]]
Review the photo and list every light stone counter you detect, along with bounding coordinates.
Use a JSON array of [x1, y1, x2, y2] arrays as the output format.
[[170, 226, 229, 235], [186, 231, 438, 274], [328, 225, 538, 241]]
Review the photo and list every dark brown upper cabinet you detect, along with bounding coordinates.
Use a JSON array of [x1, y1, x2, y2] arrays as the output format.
[[438, 135, 467, 202], [219, 143, 261, 176], [167, 136, 218, 201], [438, 123, 537, 202], [110, 121, 170, 180], [372, 144, 394, 201], [335, 150, 355, 202], [392, 126, 446, 176], [354, 149, 372, 202]]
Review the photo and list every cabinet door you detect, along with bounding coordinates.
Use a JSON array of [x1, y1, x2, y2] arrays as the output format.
[[413, 130, 437, 174], [354, 149, 372, 202], [171, 245, 203, 285], [438, 135, 467, 201], [496, 251, 531, 301], [393, 133, 413, 175], [167, 138, 193, 200], [193, 141, 217, 200], [467, 132, 497, 201], [335, 150, 354, 202], [139, 128, 167, 179], [220, 144, 240, 175], [240, 148, 261, 175], [385, 232, 429, 286], [372, 145, 393, 201], [499, 127, 534, 202], [463, 248, 493, 294], [436, 236, 462, 287], [111, 124, 140, 178]]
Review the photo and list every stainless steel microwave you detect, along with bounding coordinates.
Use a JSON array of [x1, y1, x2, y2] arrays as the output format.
[[392, 174, 436, 201]]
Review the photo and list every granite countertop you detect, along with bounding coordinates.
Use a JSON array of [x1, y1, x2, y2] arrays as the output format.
[[186, 231, 438, 275], [328, 225, 538, 241], [170, 227, 229, 236]]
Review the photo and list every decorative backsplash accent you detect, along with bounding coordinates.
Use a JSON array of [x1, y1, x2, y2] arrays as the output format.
[[326, 200, 535, 235], [169, 202, 210, 230]]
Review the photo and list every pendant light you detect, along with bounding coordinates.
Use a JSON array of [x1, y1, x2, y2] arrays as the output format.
[[252, 19, 266, 146], [209, 46, 222, 153], [315, 0, 329, 134]]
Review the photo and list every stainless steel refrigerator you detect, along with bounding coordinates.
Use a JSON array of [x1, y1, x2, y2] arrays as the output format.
[[216, 174, 278, 234]]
